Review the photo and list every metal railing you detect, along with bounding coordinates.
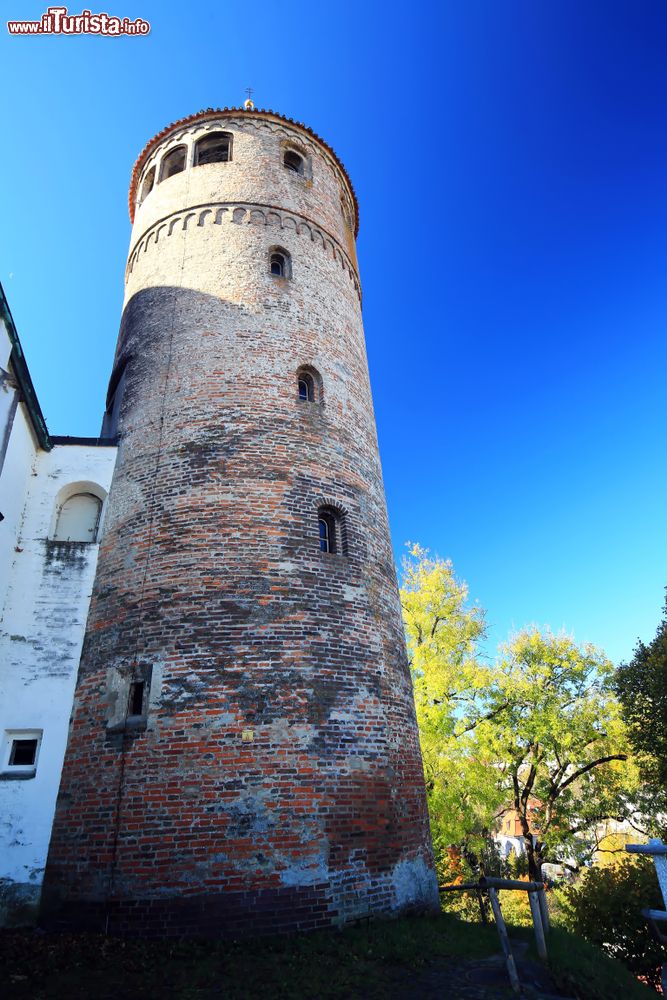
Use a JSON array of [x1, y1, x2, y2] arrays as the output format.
[[626, 838, 667, 994]]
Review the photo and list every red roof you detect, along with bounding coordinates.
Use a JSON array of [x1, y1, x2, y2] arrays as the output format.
[[128, 107, 359, 235]]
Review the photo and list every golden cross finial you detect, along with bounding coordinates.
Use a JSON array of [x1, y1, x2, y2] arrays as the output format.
[[244, 87, 255, 110]]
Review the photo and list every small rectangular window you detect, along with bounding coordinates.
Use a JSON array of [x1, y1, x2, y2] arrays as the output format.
[[128, 681, 145, 717], [9, 739, 38, 766], [1, 729, 42, 779], [106, 667, 153, 733]]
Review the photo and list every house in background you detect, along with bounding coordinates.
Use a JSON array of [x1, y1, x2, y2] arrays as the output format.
[[494, 799, 542, 862]]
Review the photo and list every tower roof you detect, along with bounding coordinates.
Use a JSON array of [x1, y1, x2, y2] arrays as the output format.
[[128, 107, 359, 235]]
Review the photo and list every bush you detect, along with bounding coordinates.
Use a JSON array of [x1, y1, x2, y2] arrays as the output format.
[[560, 855, 665, 991], [438, 841, 507, 923], [504, 847, 529, 879], [438, 849, 487, 923], [496, 882, 535, 927]]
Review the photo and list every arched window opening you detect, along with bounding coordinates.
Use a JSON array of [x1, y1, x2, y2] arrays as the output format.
[[270, 248, 291, 278], [138, 166, 155, 207], [284, 149, 304, 175], [319, 513, 335, 554], [270, 254, 284, 276], [53, 493, 103, 543], [194, 132, 232, 166], [296, 366, 322, 404], [298, 374, 314, 402], [317, 505, 346, 556], [340, 193, 354, 231], [101, 357, 129, 438], [159, 145, 187, 182]]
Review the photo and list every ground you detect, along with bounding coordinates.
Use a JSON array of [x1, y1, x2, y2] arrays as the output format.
[[0, 912, 656, 999]]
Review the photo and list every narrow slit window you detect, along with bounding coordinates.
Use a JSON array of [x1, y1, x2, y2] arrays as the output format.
[[102, 357, 129, 438], [340, 194, 354, 231], [9, 739, 38, 766], [138, 166, 155, 207], [159, 145, 187, 182], [195, 132, 232, 165], [319, 517, 332, 553], [128, 681, 145, 717]]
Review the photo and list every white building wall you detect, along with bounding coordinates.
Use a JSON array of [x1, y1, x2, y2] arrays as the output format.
[[0, 442, 116, 925], [0, 318, 39, 618], [496, 833, 526, 859]]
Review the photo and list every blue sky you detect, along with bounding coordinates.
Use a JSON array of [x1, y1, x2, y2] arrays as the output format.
[[2, 0, 666, 664]]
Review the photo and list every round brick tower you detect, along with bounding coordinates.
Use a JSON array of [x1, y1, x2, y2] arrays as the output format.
[[42, 105, 438, 935]]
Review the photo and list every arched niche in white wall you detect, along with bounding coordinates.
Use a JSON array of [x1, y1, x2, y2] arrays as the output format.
[[49, 481, 108, 544]]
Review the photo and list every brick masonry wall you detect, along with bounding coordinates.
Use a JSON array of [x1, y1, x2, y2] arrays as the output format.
[[42, 111, 438, 936]]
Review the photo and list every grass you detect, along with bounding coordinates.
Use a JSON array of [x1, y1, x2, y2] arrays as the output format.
[[0, 913, 500, 1000], [545, 925, 658, 1000], [443, 884, 660, 997], [0, 911, 658, 999]]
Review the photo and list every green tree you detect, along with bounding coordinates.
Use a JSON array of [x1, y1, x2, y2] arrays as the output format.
[[401, 546, 639, 882], [477, 628, 636, 880], [615, 595, 667, 803]]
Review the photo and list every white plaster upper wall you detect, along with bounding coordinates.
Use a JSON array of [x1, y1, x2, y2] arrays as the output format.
[[0, 409, 37, 614], [0, 316, 12, 370], [2, 443, 117, 631], [0, 443, 116, 912], [0, 363, 39, 622], [0, 365, 15, 461], [0, 319, 39, 617]]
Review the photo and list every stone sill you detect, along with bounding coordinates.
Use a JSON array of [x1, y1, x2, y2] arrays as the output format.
[[106, 716, 148, 735], [0, 768, 36, 780]]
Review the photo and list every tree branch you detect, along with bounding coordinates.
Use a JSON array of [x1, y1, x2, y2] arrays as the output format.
[[558, 754, 628, 794], [457, 700, 511, 736]]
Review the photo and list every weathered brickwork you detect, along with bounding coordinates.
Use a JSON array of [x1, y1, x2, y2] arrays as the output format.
[[42, 108, 438, 936]]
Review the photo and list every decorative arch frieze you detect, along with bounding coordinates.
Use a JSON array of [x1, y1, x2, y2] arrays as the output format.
[[126, 202, 362, 301]]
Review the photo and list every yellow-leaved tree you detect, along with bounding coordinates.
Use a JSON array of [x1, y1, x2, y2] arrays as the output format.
[[401, 544, 642, 882], [401, 544, 503, 876]]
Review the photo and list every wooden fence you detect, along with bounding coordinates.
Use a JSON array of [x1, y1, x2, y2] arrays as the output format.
[[439, 875, 550, 994]]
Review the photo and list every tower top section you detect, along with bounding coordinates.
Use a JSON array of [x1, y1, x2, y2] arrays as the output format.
[[128, 106, 359, 235]]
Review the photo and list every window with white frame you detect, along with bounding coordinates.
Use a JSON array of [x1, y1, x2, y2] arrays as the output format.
[[1, 730, 42, 778]]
